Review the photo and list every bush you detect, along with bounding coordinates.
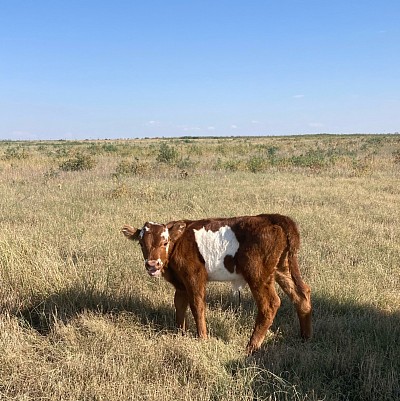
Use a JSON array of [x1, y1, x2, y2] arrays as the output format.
[[3, 146, 29, 160], [177, 156, 195, 170], [213, 157, 240, 171], [59, 153, 96, 171], [87, 143, 103, 155], [54, 147, 70, 158], [156, 143, 179, 164], [267, 146, 279, 158], [247, 155, 265, 173], [189, 144, 203, 156], [114, 158, 148, 176], [87, 143, 118, 155], [102, 143, 119, 153], [287, 149, 329, 169]]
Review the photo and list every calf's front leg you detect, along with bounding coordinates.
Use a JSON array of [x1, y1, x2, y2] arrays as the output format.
[[187, 286, 208, 339], [174, 289, 189, 332]]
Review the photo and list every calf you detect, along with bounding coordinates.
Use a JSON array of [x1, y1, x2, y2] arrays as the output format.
[[122, 214, 312, 354]]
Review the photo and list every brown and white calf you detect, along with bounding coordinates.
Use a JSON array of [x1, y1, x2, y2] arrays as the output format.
[[122, 214, 312, 354]]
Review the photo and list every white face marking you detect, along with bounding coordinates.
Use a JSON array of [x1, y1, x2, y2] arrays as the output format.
[[140, 222, 164, 239], [161, 228, 170, 255], [194, 225, 246, 291], [161, 228, 169, 240]]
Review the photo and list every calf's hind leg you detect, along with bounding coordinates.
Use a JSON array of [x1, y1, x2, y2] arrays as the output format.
[[246, 277, 281, 355], [275, 252, 312, 339]]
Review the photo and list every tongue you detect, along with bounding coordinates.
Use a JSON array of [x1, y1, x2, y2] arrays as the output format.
[[148, 268, 159, 277]]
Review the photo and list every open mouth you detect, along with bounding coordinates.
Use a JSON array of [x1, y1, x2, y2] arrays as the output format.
[[147, 267, 162, 277]]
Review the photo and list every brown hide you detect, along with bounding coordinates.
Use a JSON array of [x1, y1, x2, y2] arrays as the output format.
[[122, 214, 312, 354]]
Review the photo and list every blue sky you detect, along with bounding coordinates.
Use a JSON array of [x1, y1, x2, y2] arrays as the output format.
[[1, 1, 399, 140]]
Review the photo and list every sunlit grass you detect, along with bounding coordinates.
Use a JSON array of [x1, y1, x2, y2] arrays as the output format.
[[0, 134, 399, 400]]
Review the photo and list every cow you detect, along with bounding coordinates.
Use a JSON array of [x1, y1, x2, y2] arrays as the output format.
[[122, 214, 312, 354]]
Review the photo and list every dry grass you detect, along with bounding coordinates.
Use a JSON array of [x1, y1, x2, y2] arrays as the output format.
[[0, 134, 399, 400]]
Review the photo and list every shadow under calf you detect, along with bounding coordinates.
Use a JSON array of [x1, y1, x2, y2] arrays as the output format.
[[17, 287, 400, 401], [18, 285, 176, 335], [228, 294, 400, 401]]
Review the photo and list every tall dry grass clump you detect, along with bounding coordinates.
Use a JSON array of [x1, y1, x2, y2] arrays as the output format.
[[0, 135, 399, 400]]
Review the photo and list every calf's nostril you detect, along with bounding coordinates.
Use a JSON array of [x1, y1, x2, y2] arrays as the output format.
[[146, 260, 159, 268]]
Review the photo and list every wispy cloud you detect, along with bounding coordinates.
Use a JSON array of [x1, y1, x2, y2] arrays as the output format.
[[251, 120, 259, 124], [181, 126, 201, 132], [144, 120, 161, 127], [207, 126, 215, 131], [230, 124, 238, 129], [293, 94, 305, 98]]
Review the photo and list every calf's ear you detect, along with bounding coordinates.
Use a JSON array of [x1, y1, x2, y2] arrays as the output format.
[[122, 225, 141, 241], [167, 221, 186, 242]]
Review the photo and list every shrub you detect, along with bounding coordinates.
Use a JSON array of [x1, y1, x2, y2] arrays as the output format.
[[393, 150, 400, 164], [223, 159, 240, 172], [102, 143, 119, 153], [177, 156, 195, 170], [266, 146, 280, 165], [189, 144, 203, 156], [267, 146, 279, 158], [213, 157, 240, 171], [3, 146, 28, 160], [115, 160, 133, 175], [247, 155, 265, 173], [87, 143, 103, 155], [59, 153, 96, 171], [54, 147, 70, 158], [156, 143, 179, 164], [87, 142, 118, 155], [287, 149, 329, 169], [114, 158, 147, 176]]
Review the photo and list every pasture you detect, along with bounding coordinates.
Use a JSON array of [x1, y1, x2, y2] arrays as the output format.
[[0, 134, 399, 400]]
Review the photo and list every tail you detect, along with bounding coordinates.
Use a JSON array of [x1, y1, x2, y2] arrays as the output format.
[[259, 213, 304, 286], [261, 214, 312, 339], [259, 213, 300, 256]]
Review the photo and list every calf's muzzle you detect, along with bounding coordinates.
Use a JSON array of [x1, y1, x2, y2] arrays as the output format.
[[145, 259, 163, 277]]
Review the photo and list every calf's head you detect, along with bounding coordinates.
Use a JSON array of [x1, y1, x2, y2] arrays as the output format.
[[122, 221, 186, 277]]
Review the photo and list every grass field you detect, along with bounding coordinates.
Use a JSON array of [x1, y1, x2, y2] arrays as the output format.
[[1, 134, 399, 400]]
